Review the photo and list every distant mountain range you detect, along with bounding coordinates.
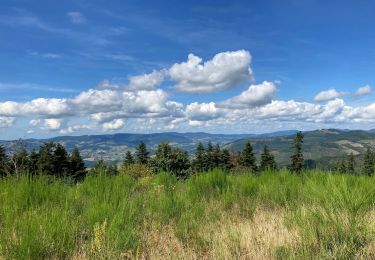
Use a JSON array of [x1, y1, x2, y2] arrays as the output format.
[[1, 129, 374, 167]]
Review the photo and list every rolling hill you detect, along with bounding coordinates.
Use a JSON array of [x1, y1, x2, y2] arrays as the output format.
[[1, 129, 374, 167]]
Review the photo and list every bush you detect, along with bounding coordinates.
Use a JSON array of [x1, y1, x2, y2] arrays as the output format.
[[121, 163, 153, 179]]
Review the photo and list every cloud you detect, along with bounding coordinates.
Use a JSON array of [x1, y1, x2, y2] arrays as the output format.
[[60, 124, 93, 134], [185, 102, 224, 121], [219, 81, 277, 108], [67, 12, 86, 24], [128, 70, 165, 90], [44, 118, 62, 130], [314, 89, 343, 101], [355, 85, 372, 97], [28, 51, 62, 59], [169, 50, 253, 93], [102, 119, 125, 131], [0, 117, 15, 128]]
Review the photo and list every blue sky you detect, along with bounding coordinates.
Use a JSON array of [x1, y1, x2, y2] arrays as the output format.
[[0, 0, 374, 139]]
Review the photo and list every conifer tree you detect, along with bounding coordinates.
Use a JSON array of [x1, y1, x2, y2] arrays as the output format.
[[122, 151, 134, 167], [194, 142, 206, 172], [154, 142, 173, 172], [213, 144, 221, 168], [220, 148, 232, 171], [347, 152, 355, 174], [28, 149, 39, 176], [38, 142, 56, 175], [290, 131, 304, 174], [0, 145, 9, 177], [240, 141, 257, 173], [135, 141, 149, 165], [168, 148, 190, 178], [53, 143, 70, 177], [260, 145, 276, 171], [69, 147, 86, 181], [363, 147, 374, 176], [206, 141, 214, 171]]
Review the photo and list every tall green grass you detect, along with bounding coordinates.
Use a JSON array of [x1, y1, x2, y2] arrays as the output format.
[[0, 170, 374, 259]]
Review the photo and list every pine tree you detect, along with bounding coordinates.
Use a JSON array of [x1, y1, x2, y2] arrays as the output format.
[[28, 149, 39, 176], [240, 141, 257, 173], [135, 141, 149, 165], [122, 151, 134, 167], [363, 147, 374, 176], [154, 142, 173, 172], [220, 148, 232, 171], [194, 142, 206, 172], [0, 145, 9, 176], [69, 147, 86, 181], [290, 131, 304, 174], [347, 153, 355, 174], [213, 144, 221, 168], [206, 141, 214, 171], [53, 143, 70, 178], [169, 148, 190, 178], [38, 142, 56, 175], [260, 145, 276, 171]]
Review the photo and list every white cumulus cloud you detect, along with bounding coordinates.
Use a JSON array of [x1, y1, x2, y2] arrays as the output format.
[[44, 118, 62, 130], [169, 50, 253, 93], [355, 85, 372, 97], [314, 89, 343, 101], [102, 119, 125, 131]]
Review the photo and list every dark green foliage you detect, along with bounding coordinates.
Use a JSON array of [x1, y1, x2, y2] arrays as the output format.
[[338, 159, 347, 174], [347, 153, 355, 174], [260, 145, 276, 171], [168, 148, 190, 178], [53, 143, 70, 178], [363, 147, 374, 176], [240, 142, 257, 173], [135, 141, 149, 165], [122, 151, 134, 167], [290, 131, 304, 174], [213, 144, 221, 168], [69, 147, 86, 181], [28, 149, 39, 175], [91, 159, 119, 176], [153, 142, 173, 172], [193, 142, 206, 172], [205, 141, 214, 171], [0, 145, 9, 176], [220, 148, 233, 171], [37, 142, 56, 175], [152, 142, 190, 178]]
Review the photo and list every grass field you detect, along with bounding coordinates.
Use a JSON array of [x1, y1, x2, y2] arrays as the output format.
[[0, 169, 374, 259]]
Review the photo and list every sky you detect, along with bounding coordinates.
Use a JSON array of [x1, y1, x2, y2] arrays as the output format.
[[0, 0, 375, 139]]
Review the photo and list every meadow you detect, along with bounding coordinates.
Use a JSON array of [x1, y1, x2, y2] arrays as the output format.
[[0, 169, 374, 259]]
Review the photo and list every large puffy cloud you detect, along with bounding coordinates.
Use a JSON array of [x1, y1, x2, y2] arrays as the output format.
[[355, 85, 372, 97], [219, 81, 277, 108], [169, 50, 253, 93], [127, 70, 165, 91], [314, 89, 343, 101], [0, 98, 70, 117], [1, 50, 375, 134]]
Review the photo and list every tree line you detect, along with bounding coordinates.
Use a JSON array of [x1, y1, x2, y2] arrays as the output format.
[[0, 131, 374, 180], [0, 141, 86, 181]]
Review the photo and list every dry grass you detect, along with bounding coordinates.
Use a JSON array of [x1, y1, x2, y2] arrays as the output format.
[[138, 208, 298, 260]]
